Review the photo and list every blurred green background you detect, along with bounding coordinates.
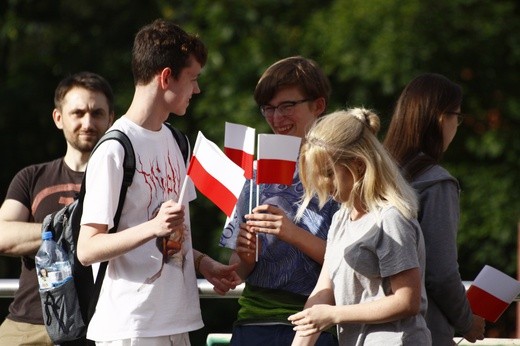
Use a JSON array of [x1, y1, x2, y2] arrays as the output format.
[[1, 0, 519, 344]]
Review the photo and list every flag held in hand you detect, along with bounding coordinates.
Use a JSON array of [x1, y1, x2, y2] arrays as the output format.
[[187, 131, 246, 217], [466, 265, 520, 322], [224, 122, 255, 179], [256, 134, 301, 185]]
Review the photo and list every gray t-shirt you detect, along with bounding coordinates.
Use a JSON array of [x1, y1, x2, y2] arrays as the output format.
[[326, 206, 431, 345]]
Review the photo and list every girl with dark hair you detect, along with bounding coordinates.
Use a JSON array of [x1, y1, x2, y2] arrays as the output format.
[[383, 73, 485, 345]]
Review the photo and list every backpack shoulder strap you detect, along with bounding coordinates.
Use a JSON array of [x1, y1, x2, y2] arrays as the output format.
[[89, 129, 136, 190], [84, 129, 135, 234], [164, 122, 190, 165], [84, 129, 135, 323]]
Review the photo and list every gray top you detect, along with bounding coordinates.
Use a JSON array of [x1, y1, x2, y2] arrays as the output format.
[[412, 164, 473, 345], [326, 206, 431, 345]]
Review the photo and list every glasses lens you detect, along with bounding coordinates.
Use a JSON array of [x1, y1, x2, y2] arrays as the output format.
[[278, 103, 294, 116], [261, 106, 274, 117]]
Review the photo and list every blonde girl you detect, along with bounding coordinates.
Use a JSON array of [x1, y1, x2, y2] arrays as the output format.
[[289, 108, 431, 345]]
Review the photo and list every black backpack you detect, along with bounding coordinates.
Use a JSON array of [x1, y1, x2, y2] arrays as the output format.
[[39, 123, 189, 344]]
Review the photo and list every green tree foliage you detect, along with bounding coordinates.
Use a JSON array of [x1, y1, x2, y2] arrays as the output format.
[[296, 0, 520, 280], [1, 0, 519, 341]]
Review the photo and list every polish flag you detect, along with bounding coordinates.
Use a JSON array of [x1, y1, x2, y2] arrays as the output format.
[[187, 132, 246, 217], [256, 134, 301, 185], [466, 265, 520, 322], [224, 122, 255, 179]]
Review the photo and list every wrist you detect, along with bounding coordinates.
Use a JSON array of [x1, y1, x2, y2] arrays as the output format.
[[195, 253, 207, 273]]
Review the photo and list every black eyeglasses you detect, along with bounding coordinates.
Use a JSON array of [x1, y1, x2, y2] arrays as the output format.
[[447, 111, 465, 126], [260, 99, 309, 118]]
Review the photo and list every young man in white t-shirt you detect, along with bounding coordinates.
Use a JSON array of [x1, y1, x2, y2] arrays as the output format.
[[77, 19, 240, 345]]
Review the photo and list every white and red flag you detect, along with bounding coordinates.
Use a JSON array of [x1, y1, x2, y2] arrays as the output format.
[[187, 131, 246, 217], [466, 265, 520, 322], [256, 134, 301, 185], [224, 122, 255, 179]]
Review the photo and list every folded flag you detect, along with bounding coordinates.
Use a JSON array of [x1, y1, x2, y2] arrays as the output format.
[[256, 134, 301, 185], [466, 265, 520, 322], [224, 122, 255, 179], [187, 131, 246, 217]]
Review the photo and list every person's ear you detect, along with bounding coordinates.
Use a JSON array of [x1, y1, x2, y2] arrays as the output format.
[[108, 111, 115, 127], [159, 67, 173, 89], [52, 108, 63, 130], [312, 97, 327, 117]]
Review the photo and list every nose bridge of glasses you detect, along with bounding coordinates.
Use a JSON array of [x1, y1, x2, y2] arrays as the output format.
[[262, 104, 289, 117]]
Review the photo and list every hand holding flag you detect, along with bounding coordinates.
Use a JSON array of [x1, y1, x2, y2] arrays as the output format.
[[253, 134, 301, 261]]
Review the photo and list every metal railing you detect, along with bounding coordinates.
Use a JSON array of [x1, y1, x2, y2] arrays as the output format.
[[0, 278, 244, 299], [2, 279, 520, 301], [0, 279, 18, 299]]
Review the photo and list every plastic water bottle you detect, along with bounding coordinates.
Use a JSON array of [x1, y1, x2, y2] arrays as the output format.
[[35, 231, 72, 290]]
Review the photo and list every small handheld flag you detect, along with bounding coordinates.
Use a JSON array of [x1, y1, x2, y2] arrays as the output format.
[[256, 134, 301, 185], [254, 134, 300, 261], [224, 122, 255, 179], [466, 265, 520, 322], [187, 132, 246, 217]]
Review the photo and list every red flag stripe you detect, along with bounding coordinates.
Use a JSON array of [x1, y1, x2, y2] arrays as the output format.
[[467, 285, 509, 322], [187, 156, 238, 216], [224, 147, 254, 179], [256, 159, 296, 185]]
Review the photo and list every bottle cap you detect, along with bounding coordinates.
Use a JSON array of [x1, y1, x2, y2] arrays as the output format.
[[42, 231, 53, 240]]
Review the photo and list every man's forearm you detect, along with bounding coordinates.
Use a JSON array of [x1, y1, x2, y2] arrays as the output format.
[[0, 221, 42, 256]]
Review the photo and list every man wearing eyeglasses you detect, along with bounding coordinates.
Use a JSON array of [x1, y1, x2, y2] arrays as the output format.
[[220, 56, 340, 345]]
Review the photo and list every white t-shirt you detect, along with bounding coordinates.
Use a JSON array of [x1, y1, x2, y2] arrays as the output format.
[[326, 206, 431, 345], [81, 117, 202, 341]]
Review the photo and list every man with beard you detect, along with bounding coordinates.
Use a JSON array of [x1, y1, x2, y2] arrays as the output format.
[[0, 71, 114, 345]]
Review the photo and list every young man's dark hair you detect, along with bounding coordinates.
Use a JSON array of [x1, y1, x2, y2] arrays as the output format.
[[132, 19, 208, 84]]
